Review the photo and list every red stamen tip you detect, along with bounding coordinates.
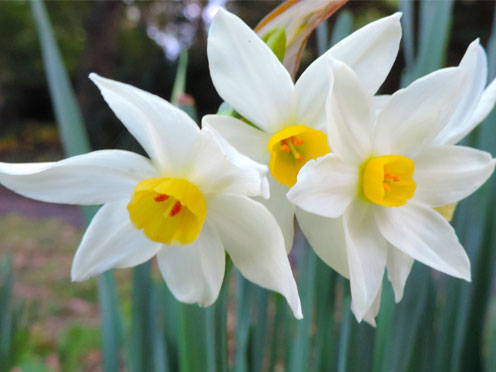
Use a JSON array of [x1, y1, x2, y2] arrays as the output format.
[[281, 143, 290, 153], [154, 194, 169, 202], [170, 201, 182, 217]]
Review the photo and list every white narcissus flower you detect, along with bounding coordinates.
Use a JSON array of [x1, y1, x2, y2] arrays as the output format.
[[0, 74, 302, 319], [288, 59, 495, 324], [202, 8, 402, 252]]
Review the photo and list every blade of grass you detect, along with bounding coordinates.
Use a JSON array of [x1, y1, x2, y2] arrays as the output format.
[[312, 260, 337, 372], [372, 281, 395, 372], [402, 0, 454, 85], [288, 234, 317, 372], [398, 0, 415, 68], [234, 271, 255, 372], [251, 288, 269, 372], [330, 10, 353, 47], [0, 258, 14, 372], [129, 262, 154, 372], [98, 272, 123, 372], [337, 296, 352, 372], [31, 2, 122, 371]]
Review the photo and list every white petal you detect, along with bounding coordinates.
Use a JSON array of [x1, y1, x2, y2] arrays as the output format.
[[434, 40, 488, 145], [344, 200, 387, 322], [326, 59, 374, 164], [207, 8, 294, 132], [375, 202, 471, 281], [466, 78, 496, 136], [295, 208, 349, 278], [202, 114, 271, 164], [293, 13, 401, 127], [413, 145, 495, 207], [375, 67, 467, 157], [362, 286, 382, 327], [256, 175, 295, 253], [0, 150, 157, 205], [71, 201, 161, 281], [288, 154, 358, 218], [207, 194, 302, 319], [373, 95, 392, 117], [157, 222, 225, 307], [90, 73, 199, 175], [188, 127, 269, 198], [386, 245, 414, 303]]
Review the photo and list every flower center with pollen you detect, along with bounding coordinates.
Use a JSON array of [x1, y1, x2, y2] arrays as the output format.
[[127, 178, 206, 245], [267, 125, 330, 187], [361, 155, 416, 207]]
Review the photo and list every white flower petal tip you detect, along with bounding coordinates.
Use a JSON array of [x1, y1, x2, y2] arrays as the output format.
[[157, 223, 225, 308], [0, 150, 157, 205], [70, 201, 161, 282], [207, 7, 293, 132], [207, 194, 302, 319], [89, 72, 200, 175]]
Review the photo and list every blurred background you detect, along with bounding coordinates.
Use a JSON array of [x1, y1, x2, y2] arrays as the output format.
[[1, 1, 496, 372]]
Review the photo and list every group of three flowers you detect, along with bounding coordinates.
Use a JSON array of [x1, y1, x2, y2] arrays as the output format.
[[1, 9, 496, 324]]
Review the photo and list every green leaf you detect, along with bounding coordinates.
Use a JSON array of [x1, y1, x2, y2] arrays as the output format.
[[288, 237, 317, 372], [129, 262, 154, 372], [330, 10, 353, 47], [234, 271, 255, 372], [337, 296, 352, 372], [311, 260, 337, 372], [0, 258, 14, 372], [30, 0, 90, 157], [372, 282, 395, 372], [30, 2, 123, 372], [402, 0, 454, 85]]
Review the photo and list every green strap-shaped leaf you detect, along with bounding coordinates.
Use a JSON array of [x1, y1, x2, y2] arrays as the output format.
[[30, 2, 123, 371]]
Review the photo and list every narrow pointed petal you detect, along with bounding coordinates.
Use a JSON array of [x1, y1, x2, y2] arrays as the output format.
[[466, 78, 496, 135], [362, 286, 382, 327], [202, 114, 271, 164], [387, 245, 414, 303], [207, 8, 294, 133], [434, 40, 488, 145], [375, 67, 467, 157], [413, 145, 495, 207], [0, 150, 157, 205], [71, 201, 161, 281], [256, 175, 295, 253], [295, 208, 349, 278], [207, 194, 302, 319], [294, 13, 401, 128], [90, 73, 199, 175], [188, 128, 269, 198], [344, 200, 387, 322], [157, 222, 225, 307], [375, 202, 471, 281], [326, 59, 375, 164], [288, 154, 358, 218]]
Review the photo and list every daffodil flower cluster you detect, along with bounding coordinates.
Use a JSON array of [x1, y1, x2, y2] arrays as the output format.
[[0, 8, 495, 325]]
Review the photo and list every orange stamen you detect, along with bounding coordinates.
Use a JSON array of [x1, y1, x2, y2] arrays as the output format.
[[154, 194, 169, 202], [383, 183, 391, 193], [170, 201, 182, 217], [280, 142, 290, 153], [292, 136, 304, 146]]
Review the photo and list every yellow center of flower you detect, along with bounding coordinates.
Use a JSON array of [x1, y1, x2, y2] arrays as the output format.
[[267, 125, 330, 187], [361, 155, 416, 207], [127, 178, 206, 245]]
